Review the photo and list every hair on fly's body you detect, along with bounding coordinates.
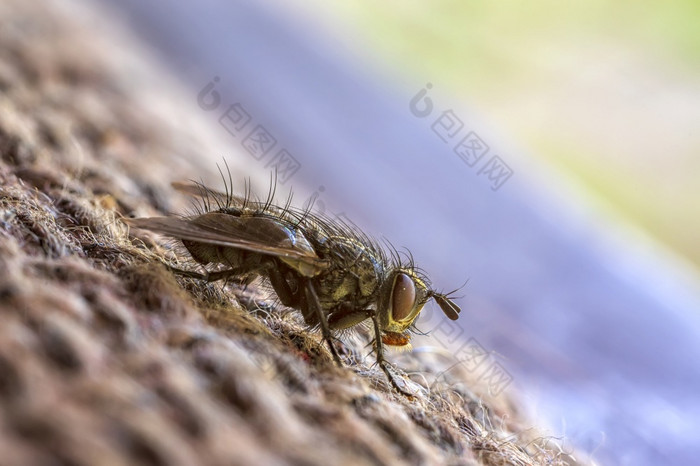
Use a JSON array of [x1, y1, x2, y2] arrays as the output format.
[[126, 166, 462, 396]]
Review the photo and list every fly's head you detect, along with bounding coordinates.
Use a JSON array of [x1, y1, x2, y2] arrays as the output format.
[[377, 268, 461, 347]]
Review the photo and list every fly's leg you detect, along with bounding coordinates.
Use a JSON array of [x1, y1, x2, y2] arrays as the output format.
[[371, 315, 414, 397], [266, 265, 301, 307], [327, 306, 373, 330], [207, 268, 250, 282], [167, 265, 208, 280], [266, 267, 342, 366], [303, 279, 343, 366], [167, 264, 249, 282]]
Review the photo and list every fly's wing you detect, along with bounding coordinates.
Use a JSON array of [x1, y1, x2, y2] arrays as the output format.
[[126, 212, 329, 275]]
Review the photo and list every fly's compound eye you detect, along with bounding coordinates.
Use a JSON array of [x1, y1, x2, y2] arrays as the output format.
[[391, 273, 416, 322]]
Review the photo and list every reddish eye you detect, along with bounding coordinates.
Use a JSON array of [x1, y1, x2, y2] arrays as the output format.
[[391, 273, 416, 321]]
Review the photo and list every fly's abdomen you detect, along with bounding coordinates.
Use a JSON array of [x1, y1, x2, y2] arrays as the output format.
[[182, 240, 249, 268]]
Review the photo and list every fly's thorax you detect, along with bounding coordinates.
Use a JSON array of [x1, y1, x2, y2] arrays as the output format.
[[377, 268, 430, 333], [312, 234, 384, 310]]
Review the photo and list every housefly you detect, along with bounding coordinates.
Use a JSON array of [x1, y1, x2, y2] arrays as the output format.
[[126, 175, 461, 395]]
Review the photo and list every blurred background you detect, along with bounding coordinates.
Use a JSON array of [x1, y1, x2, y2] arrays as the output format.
[[87, 0, 700, 464]]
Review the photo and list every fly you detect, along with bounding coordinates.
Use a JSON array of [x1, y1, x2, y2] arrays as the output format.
[[126, 173, 461, 395]]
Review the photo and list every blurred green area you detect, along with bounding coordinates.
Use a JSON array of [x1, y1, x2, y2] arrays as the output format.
[[323, 0, 700, 268]]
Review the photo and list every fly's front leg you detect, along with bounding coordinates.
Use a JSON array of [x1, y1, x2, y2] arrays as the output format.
[[303, 279, 343, 366], [371, 315, 414, 397]]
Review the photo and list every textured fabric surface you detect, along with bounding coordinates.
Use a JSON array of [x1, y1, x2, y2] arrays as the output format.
[[0, 1, 586, 465]]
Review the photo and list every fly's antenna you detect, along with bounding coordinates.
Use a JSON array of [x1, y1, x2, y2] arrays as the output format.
[[427, 280, 468, 302], [445, 279, 469, 297], [427, 279, 467, 321]]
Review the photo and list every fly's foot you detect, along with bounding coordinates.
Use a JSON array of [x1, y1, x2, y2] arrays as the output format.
[[370, 316, 418, 397], [324, 335, 343, 367], [377, 359, 419, 398]]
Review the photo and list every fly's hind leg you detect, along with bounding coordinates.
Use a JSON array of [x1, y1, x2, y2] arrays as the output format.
[[167, 264, 248, 282], [371, 315, 415, 397], [266, 264, 301, 307], [303, 279, 343, 366], [167, 265, 208, 280]]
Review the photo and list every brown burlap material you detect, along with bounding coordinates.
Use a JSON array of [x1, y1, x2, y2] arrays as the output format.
[[0, 1, 586, 465]]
